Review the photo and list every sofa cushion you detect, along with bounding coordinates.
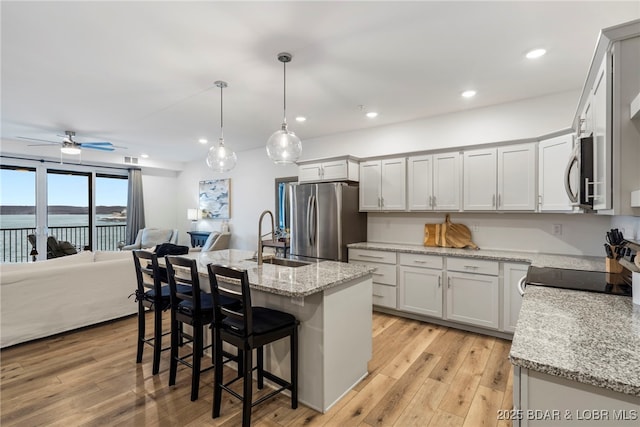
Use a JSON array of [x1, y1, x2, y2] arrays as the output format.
[[200, 232, 221, 252], [141, 229, 172, 248]]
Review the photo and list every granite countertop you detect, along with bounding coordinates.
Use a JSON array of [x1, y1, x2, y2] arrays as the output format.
[[188, 249, 374, 298], [347, 242, 605, 271], [510, 285, 640, 396]]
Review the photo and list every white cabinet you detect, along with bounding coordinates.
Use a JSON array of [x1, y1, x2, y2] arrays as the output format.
[[446, 258, 500, 330], [407, 152, 461, 211], [298, 158, 359, 183], [463, 148, 497, 210], [463, 143, 536, 211], [591, 56, 611, 211], [502, 263, 529, 333], [359, 158, 406, 211], [349, 248, 397, 309], [538, 134, 574, 212], [398, 254, 443, 317]]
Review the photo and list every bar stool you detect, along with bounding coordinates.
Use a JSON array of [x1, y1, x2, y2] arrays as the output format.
[[165, 256, 239, 401], [131, 250, 190, 375], [207, 264, 299, 427]]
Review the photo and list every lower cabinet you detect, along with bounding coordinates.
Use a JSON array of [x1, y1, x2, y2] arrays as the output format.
[[398, 265, 443, 317], [446, 271, 499, 329], [503, 262, 529, 333], [349, 248, 397, 309]]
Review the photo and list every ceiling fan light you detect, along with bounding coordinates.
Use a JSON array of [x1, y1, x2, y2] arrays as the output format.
[[206, 138, 237, 172], [61, 145, 81, 155], [266, 122, 301, 164]]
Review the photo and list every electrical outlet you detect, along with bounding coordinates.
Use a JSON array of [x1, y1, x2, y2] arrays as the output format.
[[471, 224, 480, 233], [552, 224, 563, 236]]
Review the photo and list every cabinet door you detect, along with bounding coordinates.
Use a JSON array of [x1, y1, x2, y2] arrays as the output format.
[[502, 263, 529, 333], [298, 163, 322, 183], [433, 152, 461, 211], [591, 56, 611, 211], [407, 155, 433, 210], [446, 271, 499, 329], [321, 160, 349, 182], [539, 135, 574, 212], [463, 149, 497, 210], [359, 161, 381, 211], [380, 158, 406, 210], [398, 266, 442, 317], [497, 143, 537, 211]]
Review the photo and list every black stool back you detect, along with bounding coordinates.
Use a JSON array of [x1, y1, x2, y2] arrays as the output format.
[[208, 264, 299, 427], [132, 250, 170, 375]]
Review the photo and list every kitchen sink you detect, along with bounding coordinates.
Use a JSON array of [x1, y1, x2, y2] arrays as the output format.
[[261, 257, 311, 268]]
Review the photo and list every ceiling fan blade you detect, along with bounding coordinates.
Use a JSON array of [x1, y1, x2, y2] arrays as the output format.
[[17, 136, 59, 144], [82, 145, 115, 152], [80, 142, 113, 147], [28, 143, 59, 147]]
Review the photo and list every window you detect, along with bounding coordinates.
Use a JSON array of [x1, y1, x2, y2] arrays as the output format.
[[0, 166, 36, 262], [95, 174, 128, 250]]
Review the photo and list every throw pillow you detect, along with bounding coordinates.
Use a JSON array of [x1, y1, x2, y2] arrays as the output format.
[[141, 229, 172, 248], [200, 232, 221, 252]]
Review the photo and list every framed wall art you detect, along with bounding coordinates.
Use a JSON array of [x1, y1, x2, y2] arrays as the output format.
[[199, 179, 230, 219]]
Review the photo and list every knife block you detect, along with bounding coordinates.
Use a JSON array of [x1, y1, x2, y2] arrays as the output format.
[[606, 257, 624, 273]]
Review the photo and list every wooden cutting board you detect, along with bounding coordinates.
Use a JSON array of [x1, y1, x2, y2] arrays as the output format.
[[424, 214, 479, 250]]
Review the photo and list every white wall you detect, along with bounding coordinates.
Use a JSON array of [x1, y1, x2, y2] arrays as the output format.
[[177, 90, 634, 256], [141, 169, 180, 239]]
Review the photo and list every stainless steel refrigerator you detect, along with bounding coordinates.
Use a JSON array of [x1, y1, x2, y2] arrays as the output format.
[[288, 182, 367, 262]]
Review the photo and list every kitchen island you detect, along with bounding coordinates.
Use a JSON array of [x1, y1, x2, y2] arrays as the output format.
[[510, 285, 640, 426], [179, 249, 374, 413]]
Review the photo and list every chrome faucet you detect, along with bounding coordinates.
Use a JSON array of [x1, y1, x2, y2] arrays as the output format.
[[257, 210, 275, 265]]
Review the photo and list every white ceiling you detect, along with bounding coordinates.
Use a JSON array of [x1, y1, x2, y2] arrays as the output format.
[[2, 1, 639, 164]]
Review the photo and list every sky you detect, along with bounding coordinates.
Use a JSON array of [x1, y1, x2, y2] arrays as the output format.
[[0, 168, 127, 206]]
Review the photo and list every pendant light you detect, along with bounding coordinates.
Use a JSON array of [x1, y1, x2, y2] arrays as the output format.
[[266, 52, 302, 164], [206, 80, 237, 172]]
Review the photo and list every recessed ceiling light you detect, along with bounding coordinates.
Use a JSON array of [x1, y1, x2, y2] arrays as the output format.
[[526, 48, 546, 59], [198, 138, 208, 144], [461, 90, 477, 98], [140, 153, 149, 158], [366, 112, 379, 118], [295, 116, 307, 122]]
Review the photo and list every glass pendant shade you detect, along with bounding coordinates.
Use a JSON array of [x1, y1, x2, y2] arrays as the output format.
[[267, 52, 301, 164], [266, 122, 302, 164], [207, 80, 236, 172], [207, 138, 237, 172]]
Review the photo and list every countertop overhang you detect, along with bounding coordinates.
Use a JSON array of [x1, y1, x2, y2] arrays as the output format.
[[188, 249, 374, 298]]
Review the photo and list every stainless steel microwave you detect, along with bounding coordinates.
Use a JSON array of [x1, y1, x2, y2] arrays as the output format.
[[564, 134, 594, 209]]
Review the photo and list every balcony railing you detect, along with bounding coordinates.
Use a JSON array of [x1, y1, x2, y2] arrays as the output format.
[[1, 225, 127, 263]]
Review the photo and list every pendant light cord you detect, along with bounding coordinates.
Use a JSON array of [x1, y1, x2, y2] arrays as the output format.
[[283, 60, 287, 124], [220, 84, 224, 141]]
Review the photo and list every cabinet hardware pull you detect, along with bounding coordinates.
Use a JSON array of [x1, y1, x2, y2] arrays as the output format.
[[360, 254, 384, 259], [438, 276, 441, 288], [413, 260, 427, 264], [498, 194, 501, 207], [492, 194, 496, 207], [464, 265, 479, 269], [448, 277, 451, 288], [381, 197, 385, 207], [373, 294, 384, 298], [428, 196, 433, 207], [538, 194, 543, 205], [371, 272, 383, 276]]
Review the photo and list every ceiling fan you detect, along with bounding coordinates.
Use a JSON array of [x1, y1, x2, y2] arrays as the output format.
[[17, 130, 118, 155]]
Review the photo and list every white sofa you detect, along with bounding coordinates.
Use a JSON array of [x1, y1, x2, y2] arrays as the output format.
[[0, 250, 138, 348]]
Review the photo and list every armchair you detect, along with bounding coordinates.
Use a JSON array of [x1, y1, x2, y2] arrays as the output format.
[[189, 232, 230, 252], [121, 228, 178, 251]]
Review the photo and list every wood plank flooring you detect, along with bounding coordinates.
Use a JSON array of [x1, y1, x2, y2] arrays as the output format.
[[1, 311, 514, 426]]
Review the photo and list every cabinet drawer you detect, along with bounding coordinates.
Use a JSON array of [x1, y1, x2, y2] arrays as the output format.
[[372, 283, 397, 308], [351, 261, 396, 285], [349, 249, 396, 264], [399, 253, 443, 269], [447, 257, 499, 276]]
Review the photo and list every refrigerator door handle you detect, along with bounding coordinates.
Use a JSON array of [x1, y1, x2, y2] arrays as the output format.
[[311, 195, 318, 247], [306, 195, 313, 247]]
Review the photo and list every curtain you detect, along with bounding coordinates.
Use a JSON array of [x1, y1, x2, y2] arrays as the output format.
[[126, 168, 145, 244]]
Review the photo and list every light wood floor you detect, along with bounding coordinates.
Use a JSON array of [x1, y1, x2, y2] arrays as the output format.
[[1, 311, 514, 426]]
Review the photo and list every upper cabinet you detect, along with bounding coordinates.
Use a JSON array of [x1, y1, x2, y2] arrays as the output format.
[[359, 158, 406, 211], [538, 134, 574, 212], [407, 152, 461, 211], [463, 143, 537, 211], [298, 158, 359, 183]]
